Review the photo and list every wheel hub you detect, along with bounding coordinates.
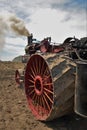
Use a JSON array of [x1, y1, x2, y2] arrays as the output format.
[[34, 75, 43, 96]]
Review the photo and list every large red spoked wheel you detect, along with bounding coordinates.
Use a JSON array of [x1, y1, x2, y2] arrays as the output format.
[[25, 54, 54, 120]]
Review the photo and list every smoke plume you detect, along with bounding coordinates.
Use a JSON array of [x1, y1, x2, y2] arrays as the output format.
[[0, 17, 8, 49], [8, 15, 30, 36], [0, 13, 30, 50]]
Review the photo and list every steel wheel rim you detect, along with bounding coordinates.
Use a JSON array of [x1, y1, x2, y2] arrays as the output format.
[[25, 54, 54, 120]]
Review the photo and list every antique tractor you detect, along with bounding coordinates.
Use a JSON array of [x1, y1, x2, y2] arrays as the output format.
[[15, 35, 87, 121]]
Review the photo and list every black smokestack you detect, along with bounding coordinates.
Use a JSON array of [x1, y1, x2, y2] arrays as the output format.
[[27, 33, 33, 45]]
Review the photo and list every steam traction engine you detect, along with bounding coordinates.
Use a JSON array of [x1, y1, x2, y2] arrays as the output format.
[[15, 35, 87, 121]]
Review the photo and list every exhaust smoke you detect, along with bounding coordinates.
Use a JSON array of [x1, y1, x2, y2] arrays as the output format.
[[8, 15, 30, 36], [0, 13, 30, 51]]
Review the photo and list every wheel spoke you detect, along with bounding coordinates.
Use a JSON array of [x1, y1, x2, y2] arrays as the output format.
[[45, 75, 51, 79], [29, 89, 35, 95], [43, 94, 51, 111], [32, 92, 36, 100], [37, 96, 40, 106], [34, 95, 38, 104], [28, 79, 34, 84], [41, 61, 45, 75], [38, 59, 41, 74], [39, 96, 43, 107], [39, 96, 46, 116], [29, 73, 35, 80], [43, 67, 48, 75], [44, 87, 53, 94], [30, 67, 36, 77], [37, 96, 39, 113], [44, 91, 53, 104], [42, 95, 46, 109], [32, 63, 37, 75], [29, 85, 34, 88], [43, 83, 53, 86], [35, 58, 39, 74]]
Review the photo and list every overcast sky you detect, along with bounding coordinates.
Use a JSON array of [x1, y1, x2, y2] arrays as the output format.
[[0, 0, 87, 61]]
